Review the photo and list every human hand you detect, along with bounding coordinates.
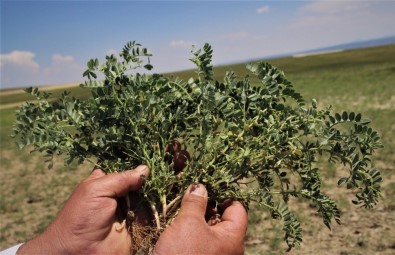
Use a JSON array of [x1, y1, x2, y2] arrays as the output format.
[[17, 165, 149, 255], [153, 184, 248, 255]]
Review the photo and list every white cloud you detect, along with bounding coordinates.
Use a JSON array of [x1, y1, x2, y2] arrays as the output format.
[[293, 0, 372, 29], [302, 1, 370, 14], [1, 51, 84, 89], [294, 0, 383, 29], [169, 40, 196, 48], [0, 50, 39, 69], [257, 5, 270, 14], [42, 54, 82, 83], [285, 0, 395, 47], [52, 54, 74, 62], [1, 51, 41, 87]]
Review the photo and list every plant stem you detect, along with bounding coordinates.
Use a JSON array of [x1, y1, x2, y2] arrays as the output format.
[[149, 202, 161, 231], [161, 195, 167, 219], [167, 195, 182, 214]]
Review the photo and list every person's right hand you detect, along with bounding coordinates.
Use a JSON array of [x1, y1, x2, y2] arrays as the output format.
[[16, 165, 149, 255], [153, 184, 248, 255]]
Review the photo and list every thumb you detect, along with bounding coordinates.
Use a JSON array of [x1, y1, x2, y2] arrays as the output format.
[[92, 165, 150, 198], [178, 184, 208, 219]]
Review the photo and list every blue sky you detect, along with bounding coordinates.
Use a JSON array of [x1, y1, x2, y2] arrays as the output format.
[[1, 0, 394, 89]]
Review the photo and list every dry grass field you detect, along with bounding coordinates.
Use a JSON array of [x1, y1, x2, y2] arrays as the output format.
[[1, 44, 394, 254]]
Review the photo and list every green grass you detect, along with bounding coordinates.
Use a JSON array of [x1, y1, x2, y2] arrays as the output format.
[[0, 85, 91, 106], [1, 44, 395, 253]]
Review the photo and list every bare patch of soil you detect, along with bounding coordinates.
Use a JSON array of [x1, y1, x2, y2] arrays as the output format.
[[245, 160, 395, 254], [0, 149, 92, 249]]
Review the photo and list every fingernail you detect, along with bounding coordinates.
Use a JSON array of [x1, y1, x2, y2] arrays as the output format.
[[135, 165, 149, 174], [189, 183, 206, 197]]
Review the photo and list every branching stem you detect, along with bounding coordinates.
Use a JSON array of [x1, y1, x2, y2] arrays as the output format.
[[167, 195, 182, 214], [149, 202, 161, 231]]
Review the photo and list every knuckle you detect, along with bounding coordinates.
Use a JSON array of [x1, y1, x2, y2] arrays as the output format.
[[181, 197, 207, 215]]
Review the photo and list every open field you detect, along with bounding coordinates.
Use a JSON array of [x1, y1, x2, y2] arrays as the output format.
[[1, 44, 395, 253]]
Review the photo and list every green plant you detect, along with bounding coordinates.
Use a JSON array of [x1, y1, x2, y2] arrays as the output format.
[[12, 41, 383, 252]]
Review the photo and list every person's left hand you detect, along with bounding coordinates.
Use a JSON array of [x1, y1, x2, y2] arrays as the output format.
[[17, 165, 149, 255]]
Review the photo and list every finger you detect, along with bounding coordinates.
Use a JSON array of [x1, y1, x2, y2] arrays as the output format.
[[94, 165, 150, 198], [178, 183, 208, 219], [217, 200, 248, 233], [88, 168, 106, 180]]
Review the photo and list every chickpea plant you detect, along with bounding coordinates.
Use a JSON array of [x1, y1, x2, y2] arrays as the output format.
[[13, 42, 383, 252]]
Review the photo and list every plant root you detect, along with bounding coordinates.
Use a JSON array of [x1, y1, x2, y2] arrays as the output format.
[[129, 222, 160, 254], [126, 210, 161, 255]]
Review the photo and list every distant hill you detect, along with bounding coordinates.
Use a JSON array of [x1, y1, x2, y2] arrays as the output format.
[[297, 36, 395, 55], [245, 35, 395, 62]]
